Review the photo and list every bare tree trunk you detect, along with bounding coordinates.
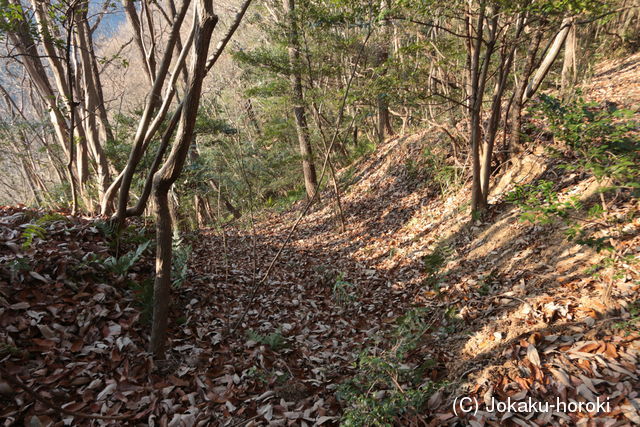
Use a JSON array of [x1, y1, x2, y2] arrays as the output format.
[[283, 0, 318, 198], [150, 0, 217, 359], [376, 2, 394, 143], [511, 27, 543, 155], [561, 24, 577, 90], [113, 0, 191, 222], [64, 10, 79, 215], [122, 0, 155, 86], [469, 2, 489, 214], [83, 17, 115, 146], [3, 1, 72, 163], [377, 94, 393, 142], [150, 186, 171, 357], [479, 15, 523, 200], [74, 119, 94, 211], [194, 193, 213, 227], [169, 188, 181, 233], [75, 4, 112, 205], [522, 17, 573, 104]]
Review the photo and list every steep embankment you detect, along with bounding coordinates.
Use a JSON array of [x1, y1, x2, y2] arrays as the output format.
[[186, 53, 640, 425]]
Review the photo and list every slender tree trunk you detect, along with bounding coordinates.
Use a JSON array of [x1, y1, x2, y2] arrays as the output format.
[[65, 11, 79, 215], [150, 185, 172, 356], [150, 0, 217, 359], [376, 2, 394, 143], [561, 24, 577, 90], [469, 2, 487, 214], [511, 28, 543, 155], [3, 1, 74, 172], [75, 5, 112, 205], [283, 0, 318, 198], [75, 119, 93, 211], [480, 16, 523, 199], [377, 94, 393, 142], [122, 0, 155, 85], [522, 17, 573, 104]]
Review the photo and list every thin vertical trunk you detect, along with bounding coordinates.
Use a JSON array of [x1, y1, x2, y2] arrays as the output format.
[[469, 2, 487, 214], [377, 94, 393, 142], [84, 17, 115, 145], [511, 28, 543, 155], [150, 186, 172, 356], [283, 0, 318, 198], [376, 1, 393, 143], [74, 118, 93, 211], [480, 15, 523, 199], [65, 11, 79, 215], [561, 24, 577, 90], [76, 6, 112, 205], [150, 0, 217, 359]]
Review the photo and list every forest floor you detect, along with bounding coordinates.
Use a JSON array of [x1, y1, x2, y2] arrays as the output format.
[[1, 54, 639, 426]]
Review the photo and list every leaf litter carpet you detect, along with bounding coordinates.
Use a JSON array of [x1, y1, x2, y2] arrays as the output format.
[[3, 140, 639, 426], [1, 54, 640, 427]]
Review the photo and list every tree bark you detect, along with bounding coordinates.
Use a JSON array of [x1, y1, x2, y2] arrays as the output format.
[[376, 2, 394, 143], [75, 4, 112, 204], [480, 15, 523, 200], [149, 0, 217, 359], [561, 24, 577, 90], [469, 2, 488, 214], [511, 27, 543, 155], [64, 8, 79, 215], [522, 17, 573, 104], [122, 0, 155, 85], [283, 0, 318, 198]]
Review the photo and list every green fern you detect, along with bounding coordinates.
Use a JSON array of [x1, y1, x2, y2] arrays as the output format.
[[246, 329, 287, 351], [21, 224, 46, 249], [171, 237, 192, 288], [103, 240, 151, 276], [20, 213, 68, 249]]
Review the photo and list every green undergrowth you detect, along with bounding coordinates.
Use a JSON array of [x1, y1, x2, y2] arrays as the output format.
[[246, 329, 288, 351], [20, 212, 69, 249], [615, 301, 640, 334], [508, 95, 639, 296], [338, 307, 443, 426]]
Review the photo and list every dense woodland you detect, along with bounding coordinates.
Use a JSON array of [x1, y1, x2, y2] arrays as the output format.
[[0, 0, 640, 425]]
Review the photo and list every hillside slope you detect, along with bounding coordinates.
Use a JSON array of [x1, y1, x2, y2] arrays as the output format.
[[1, 55, 639, 426], [187, 53, 640, 425]]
